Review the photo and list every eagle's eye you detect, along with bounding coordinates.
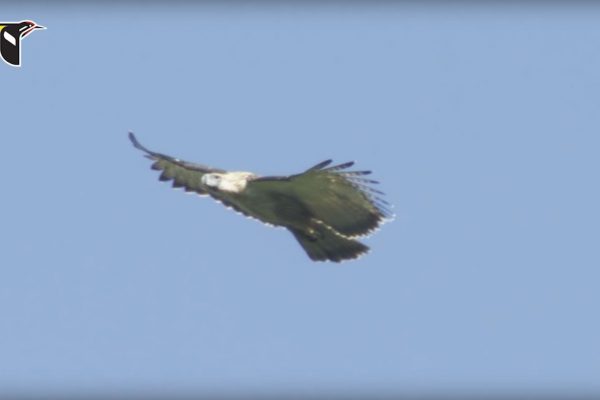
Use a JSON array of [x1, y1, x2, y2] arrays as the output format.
[[201, 173, 221, 188]]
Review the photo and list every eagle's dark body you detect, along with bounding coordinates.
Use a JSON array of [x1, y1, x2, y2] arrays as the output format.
[[129, 133, 391, 262]]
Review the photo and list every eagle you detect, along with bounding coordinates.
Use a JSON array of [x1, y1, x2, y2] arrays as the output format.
[[129, 133, 392, 262]]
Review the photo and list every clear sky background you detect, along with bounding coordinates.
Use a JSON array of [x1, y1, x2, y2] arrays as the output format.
[[1, 1, 599, 398]]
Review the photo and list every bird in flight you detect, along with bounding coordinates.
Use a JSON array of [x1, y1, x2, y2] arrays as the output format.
[[129, 133, 392, 262]]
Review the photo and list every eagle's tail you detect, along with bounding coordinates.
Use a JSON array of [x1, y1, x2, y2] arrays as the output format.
[[290, 225, 369, 262]]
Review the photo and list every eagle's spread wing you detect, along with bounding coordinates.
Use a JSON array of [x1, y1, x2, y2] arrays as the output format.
[[129, 133, 263, 221], [251, 160, 391, 238], [129, 132, 224, 195]]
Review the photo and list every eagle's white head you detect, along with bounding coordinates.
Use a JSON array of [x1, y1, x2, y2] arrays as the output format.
[[201, 172, 256, 193]]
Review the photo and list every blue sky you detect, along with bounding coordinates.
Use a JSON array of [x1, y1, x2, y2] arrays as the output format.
[[1, 2, 599, 397]]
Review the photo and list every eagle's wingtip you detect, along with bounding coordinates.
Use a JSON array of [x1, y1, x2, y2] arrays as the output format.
[[307, 159, 333, 171], [128, 131, 140, 147], [128, 131, 152, 154]]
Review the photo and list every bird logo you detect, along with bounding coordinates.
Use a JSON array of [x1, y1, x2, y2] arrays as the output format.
[[0, 20, 45, 67]]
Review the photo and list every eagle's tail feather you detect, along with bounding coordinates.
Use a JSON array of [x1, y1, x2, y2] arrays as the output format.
[[290, 226, 369, 262]]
